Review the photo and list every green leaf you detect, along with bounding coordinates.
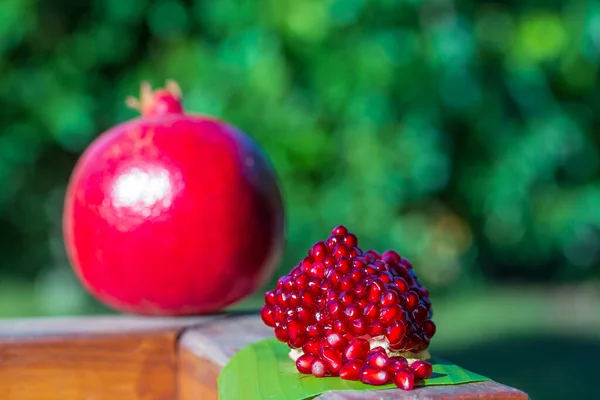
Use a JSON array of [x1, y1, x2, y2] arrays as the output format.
[[218, 339, 490, 400]]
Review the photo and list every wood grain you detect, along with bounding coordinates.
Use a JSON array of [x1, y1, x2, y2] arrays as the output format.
[[178, 315, 530, 400], [0, 315, 219, 400]]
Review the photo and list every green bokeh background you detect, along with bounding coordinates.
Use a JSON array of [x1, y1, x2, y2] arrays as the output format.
[[1, 1, 599, 398]]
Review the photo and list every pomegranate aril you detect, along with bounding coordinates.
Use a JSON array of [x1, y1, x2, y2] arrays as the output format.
[[367, 279, 385, 302], [314, 311, 326, 325], [388, 356, 409, 374], [296, 306, 313, 323], [393, 368, 415, 390], [308, 262, 325, 278], [370, 321, 385, 336], [352, 258, 366, 269], [362, 302, 379, 319], [349, 268, 364, 282], [326, 289, 338, 302], [277, 275, 295, 291], [336, 257, 352, 273], [338, 276, 354, 291], [260, 306, 276, 327], [274, 325, 288, 342], [324, 333, 349, 351], [273, 306, 284, 323], [296, 353, 317, 374], [339, 290, 357, 305], [386, 321, 406, 345], [311, 359, 327, 377], [289, 335, 307, 348], [287, 320, 306, 339], [410, 360, 433, 379], [351, 318, 368, 335], [412, 304, 428, 323], [326, 236, 341, 249], [300, 290, 316, 307], [264, 290, 277, 306], [405, 290, 420, 311], [307, 325, 320, 337], [294, 273, 309, 290], [331, 225, 348, 235], [366, 351, 390, 369], [423, 320, 436, 338], [288, 291, 301, 307], [339, 359, 363, 381], [343, 304, 360, 320], [320, 346, 343, 374], [380, 290, 399, 306], [393, 277, 409, 293], [333, 320, 347, 333], [311, 241, 328, 262], [323, 256, 336, 267], [344, 338, 370, 361], [360, 365, 389, 385], [326, 300, 342, 317], [307, 278, 321, 293], [383, 250, 402, 263], [379, 271, 394, 284], [344, 233, 358, 247], [354, 282, 367, 296], [303, 339, 320, 355], [379, 304, 401, 325], [333, 244, 349, 259]]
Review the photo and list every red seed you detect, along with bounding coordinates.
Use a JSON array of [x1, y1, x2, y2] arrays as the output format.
[[388, 356, 409, 374], [405, 290, 420, 311], [311, 359, 327, 377], [362, 302, 379, 320], [339, 359, 363, 380], [366, 351, 390, 369], [393, 368, 415, 390], [412, 304, 428, 324], [336, 257, 353, 273], [302, 339, 320, 355], [380, 290, 399, 306], [386, 321, 406, 345], [264, 290, 277, 306], [296, 354, 318, 374], [274, 325, 288, 342], [287, 320, 306, 339], [323, 256, 336, 267], [296, 306, 313, 323], [368, 346, 386, 356], [325, 289, 338, 302], [307, 278, 321, 293], [331, 225, 348, 235], [360, 365, 389, 385], [339, 291, 357, 305], [351, 318, 369, 336], [294, 273, 309, 290], [383, 250, 402, 264], [333, 320, 347, 333], [326, 300, 342, 318], [343, 304, 360, 320], [370, 320, 385, 336], [333, 244, 349, 259], [311, 241, 328, 262], [326, 235, 341, 249], [393, 277, 409, 293], [324, 333, 349, 351], [379, 271, 394, 284], [320, 346, 343, 374], [344, 233, 358, 247], [410, 360, 433, 379], [260, 306, 276, 327], [367, 279, 385, 302], [338, 276, 354, 291], [379, 304, 401, 325], [308, 262, 325, 278], [423, 320, 436, 338], [354, 281, 367, 296], [344, 338, 370, 361], [307, 325, 320, 337], [349, 268, 364, 282], [299, 290, 316, 307]]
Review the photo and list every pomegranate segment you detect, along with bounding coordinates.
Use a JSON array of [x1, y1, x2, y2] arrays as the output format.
[[261, 226, 436, 390]]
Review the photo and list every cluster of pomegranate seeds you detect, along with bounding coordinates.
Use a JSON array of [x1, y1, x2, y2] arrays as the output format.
[[260, 225, 437, 390]]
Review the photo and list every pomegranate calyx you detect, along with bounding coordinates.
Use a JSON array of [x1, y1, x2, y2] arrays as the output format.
[[126, 80, 184, 117]]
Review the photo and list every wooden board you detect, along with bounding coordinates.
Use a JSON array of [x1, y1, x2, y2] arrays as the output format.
[[0, 315, 220, 400], [0, 314, 529, 399], [178, 315, 530, 400]]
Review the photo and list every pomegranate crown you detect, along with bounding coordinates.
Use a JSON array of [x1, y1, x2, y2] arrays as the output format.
[[126, 80, 184, 117]]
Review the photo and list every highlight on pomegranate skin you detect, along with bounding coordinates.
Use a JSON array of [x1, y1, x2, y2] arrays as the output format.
[[260, 225, 435, 390]]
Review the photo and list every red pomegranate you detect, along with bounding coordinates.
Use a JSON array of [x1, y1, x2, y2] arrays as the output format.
[[260, 225, 435, 389], [63, 81, 285, 315]]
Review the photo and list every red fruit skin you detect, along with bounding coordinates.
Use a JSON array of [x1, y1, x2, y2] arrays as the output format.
[[63, 83, 285, 315]]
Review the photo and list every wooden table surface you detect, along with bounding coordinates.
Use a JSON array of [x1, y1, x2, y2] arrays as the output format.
[[0, 313, 529, 400]]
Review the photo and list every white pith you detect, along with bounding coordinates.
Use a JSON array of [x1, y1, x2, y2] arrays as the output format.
[[289, 335, 431, 365]]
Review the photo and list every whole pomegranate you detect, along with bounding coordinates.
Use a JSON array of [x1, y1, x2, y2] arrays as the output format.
[[63, 81, 284, 315], [260, 226, 435, 389]]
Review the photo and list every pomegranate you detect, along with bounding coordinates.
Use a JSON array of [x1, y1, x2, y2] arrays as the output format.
[[260, 226, 435, 389], [63, 81, 284, 315]]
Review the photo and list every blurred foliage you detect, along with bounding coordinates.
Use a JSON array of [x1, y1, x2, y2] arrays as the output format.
[[1, 0, 600, 315]]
